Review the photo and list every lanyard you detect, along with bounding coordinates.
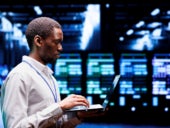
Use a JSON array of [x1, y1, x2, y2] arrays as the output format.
[[23, 60, 57, 102]]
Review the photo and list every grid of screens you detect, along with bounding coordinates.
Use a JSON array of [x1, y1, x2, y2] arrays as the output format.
[[152, 53, 170, 111], [54, 53, 82, 95], [53, 52, 170, 112], [119, 53, 148, 111], [86, 53, 115, 104]]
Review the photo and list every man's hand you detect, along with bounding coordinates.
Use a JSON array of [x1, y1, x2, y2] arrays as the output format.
[[58, 94, 89, 111]]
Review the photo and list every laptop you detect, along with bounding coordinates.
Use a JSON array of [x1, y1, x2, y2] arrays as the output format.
[[65, 75, 121, 112]]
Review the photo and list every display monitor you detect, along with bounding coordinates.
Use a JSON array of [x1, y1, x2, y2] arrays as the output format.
[[152, 53, 170, 112], [119, 53, 148, 111], [86, 53, 115, 104], [54, 53, 82, 96]]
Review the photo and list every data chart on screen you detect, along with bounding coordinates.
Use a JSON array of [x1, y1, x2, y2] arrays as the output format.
[[152, 53, 170, 111], [119, 53, 148, 111], [86, 53, 115, 104], [54, 53, 82, 95]]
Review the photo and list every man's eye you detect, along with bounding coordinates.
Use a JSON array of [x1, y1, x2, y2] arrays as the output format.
[[55, 40, 62, 44], [53, 41, 58, 44], [54, 41, 62, 46]]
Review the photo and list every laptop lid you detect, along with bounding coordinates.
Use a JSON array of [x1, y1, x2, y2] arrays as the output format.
[[102, 74, 121, 110]]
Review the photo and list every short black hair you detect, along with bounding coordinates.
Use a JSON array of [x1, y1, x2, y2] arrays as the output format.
[[25, 17, 62, 51]]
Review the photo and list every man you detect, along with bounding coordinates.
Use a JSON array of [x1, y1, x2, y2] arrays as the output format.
[[1, 17, 105, 128]]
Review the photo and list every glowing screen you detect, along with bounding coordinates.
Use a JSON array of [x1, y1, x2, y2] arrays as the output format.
[[152, 53, 170, 111], [54, 53, 82, 95], [86, 53, 114, 104], [119, 53, 148, 111]]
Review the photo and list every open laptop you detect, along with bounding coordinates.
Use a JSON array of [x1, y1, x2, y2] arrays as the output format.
[[66, 75, 121, 112]]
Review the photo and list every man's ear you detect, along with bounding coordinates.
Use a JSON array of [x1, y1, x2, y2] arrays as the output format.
[[34, 35, 42, 47]]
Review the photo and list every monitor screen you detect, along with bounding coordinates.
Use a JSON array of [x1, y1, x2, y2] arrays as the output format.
[[54, 53, 82, 96], [152, 53, 170, 112], [119, 53, 148, 111], [86, 53, 115, 104]]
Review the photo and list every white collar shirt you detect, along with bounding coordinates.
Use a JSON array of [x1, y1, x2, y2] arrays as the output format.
[[1, 55, 81, 128]]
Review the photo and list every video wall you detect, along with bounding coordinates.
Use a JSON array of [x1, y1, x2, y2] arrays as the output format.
[[51, 52, 170, 113], [1, 51, 170, 113]]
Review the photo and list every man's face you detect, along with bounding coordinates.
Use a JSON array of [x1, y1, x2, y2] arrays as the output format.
[[39, 27, 63, 64]]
